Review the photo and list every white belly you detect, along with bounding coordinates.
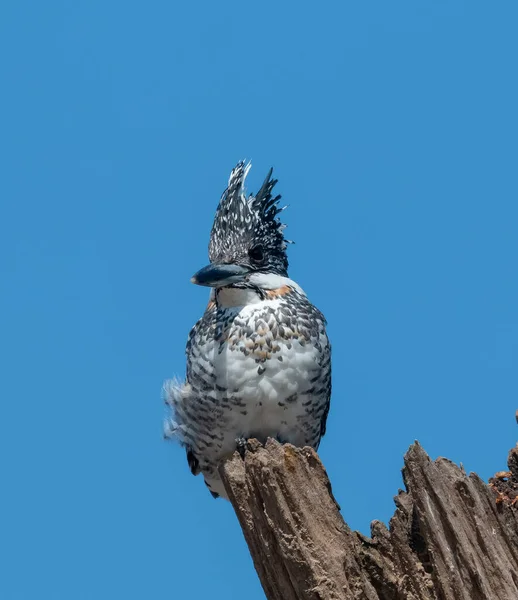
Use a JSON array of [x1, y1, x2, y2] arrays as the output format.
[[210, 300, 323, 451]]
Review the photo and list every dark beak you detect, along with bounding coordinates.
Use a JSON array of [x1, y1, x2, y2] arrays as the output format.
[[190, 263, 250, 287]]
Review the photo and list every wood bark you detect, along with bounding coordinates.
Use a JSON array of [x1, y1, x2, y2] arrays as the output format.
[[219, 438, 518, 600]]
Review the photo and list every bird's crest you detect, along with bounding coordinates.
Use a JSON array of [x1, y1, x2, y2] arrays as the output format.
[[208, 161, 290, 276]]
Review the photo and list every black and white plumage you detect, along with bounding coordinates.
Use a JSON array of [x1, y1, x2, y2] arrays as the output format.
[[165, 162, 331, 499]]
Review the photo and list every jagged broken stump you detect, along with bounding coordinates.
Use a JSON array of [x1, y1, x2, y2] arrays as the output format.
[[219, 438, 518, 600]]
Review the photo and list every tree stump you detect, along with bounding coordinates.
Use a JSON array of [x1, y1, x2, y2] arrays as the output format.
[[219, 438, 518, 600]]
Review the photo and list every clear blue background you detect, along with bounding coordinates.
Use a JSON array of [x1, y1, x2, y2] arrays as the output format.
[[1, 1, 517, 598]]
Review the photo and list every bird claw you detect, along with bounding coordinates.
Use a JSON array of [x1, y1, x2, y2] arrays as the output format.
[[235, 436, 247, 459]]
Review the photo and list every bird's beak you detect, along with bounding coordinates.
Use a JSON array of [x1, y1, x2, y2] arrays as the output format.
[[190, 263, 251, 287]]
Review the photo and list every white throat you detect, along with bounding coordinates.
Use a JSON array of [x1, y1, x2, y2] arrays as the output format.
[[214, 273, 304, 309], [216, 286, 262, 308]]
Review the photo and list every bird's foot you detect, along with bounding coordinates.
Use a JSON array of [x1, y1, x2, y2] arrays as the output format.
[[235, 436, 248, 459]]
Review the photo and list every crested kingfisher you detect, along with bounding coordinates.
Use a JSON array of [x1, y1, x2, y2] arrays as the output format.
[[165, 162, 331, 498]]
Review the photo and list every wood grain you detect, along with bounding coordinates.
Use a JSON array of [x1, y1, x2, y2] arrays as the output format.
[[219, 438, 518, 600]]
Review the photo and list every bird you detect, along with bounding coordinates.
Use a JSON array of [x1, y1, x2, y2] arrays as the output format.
[[164, 161, 331, 499]]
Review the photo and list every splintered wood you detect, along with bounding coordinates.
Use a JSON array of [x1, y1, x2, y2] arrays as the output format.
[[219, 438, 518, 600]]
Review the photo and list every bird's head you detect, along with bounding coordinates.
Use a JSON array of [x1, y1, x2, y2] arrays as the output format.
[[191, 161, 291, 288]]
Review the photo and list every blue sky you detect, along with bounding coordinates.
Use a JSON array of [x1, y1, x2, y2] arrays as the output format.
[[1, 1, 517, 598]]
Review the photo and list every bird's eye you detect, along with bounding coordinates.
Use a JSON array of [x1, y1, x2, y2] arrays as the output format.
[[248, 244, 264, 264]]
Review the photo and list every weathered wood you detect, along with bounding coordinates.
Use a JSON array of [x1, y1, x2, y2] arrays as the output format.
[[219, 438, 518, 600]]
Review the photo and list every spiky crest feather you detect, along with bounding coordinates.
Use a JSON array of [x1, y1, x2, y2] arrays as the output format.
[[208, 161, 290, 276]]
